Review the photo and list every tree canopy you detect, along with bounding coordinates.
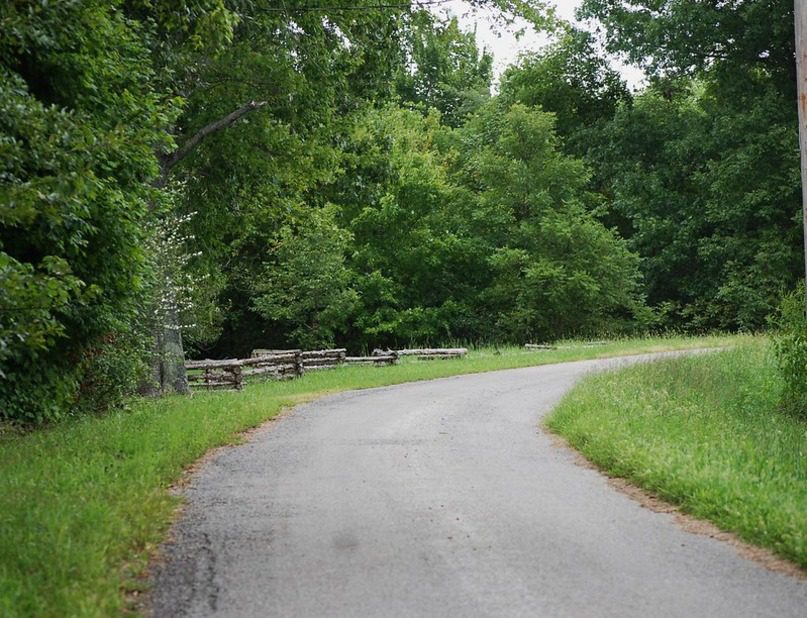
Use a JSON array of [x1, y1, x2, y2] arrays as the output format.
[[1, 0, 802, 423]]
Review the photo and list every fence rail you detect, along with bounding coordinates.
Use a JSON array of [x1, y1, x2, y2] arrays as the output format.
[[186, 352, 304, 390], [345, 353, 398, 366], [186, 358, 245, 390], [392, 348, 467, 360], [301, 349, 346, 371], [524, 341, 607, 351]]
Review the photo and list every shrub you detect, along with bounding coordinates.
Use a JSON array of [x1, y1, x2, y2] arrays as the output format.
[[76, 330, 150, 415], [770, 283, 807, 420], [0, 2, 168, 423]]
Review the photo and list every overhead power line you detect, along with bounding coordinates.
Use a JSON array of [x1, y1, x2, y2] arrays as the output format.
[[255, 0, 454, 12]]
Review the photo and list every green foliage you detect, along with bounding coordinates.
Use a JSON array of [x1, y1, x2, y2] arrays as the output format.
[[580, 0, 795, 97], [574, 0, 801, 331], [396, 12, 493, 127], [457, 102, 645, 341], [0, 2, 167, 422], [771, 284, 807, 420], [575, 77, 799, 330], [76, 330, 150, 415], [252, 206, 359, 349], [337, 106, 481, 345], [499, 29, 630, 149], [0, 0, 416, 410], [159, 0, 419, 357], [331, 102, 645, 347], [0, 254, 80, 368], [4, 0, 800, 421]]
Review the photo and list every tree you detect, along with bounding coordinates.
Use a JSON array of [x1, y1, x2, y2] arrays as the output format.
[[578, 0, 802, 330], [331, 100, 646, 346], [580, 0, 795, 97], [455, 101, 646, 341], [0, 0, 598, 421], [333, 106, 487, 346], [396, 12, 494, 127], [0, 1, 171, 421], [135, 0, 563, 369], [252, 206, 359, 349], [499, 29, 630, 150], [164, 1, 413, 359]]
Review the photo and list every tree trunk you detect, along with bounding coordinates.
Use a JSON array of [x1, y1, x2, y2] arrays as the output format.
[[140, 294, 189, 396], [157, 303, 189, 394]]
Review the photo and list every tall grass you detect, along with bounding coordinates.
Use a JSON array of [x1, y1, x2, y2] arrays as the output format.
[[0, 334, 741, 616], [546, 339, 807, 568]]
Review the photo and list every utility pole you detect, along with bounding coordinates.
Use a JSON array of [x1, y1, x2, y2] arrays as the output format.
[[797, 0, 807, 310]]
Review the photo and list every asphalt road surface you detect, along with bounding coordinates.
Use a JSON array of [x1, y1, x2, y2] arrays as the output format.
[[152, 354, 807, 617]]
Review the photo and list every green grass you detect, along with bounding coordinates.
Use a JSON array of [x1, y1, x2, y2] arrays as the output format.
[[546, 338, 807, 569], [0, 334, 741, 617]]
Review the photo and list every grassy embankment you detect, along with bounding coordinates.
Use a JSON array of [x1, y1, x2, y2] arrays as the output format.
[[546, 338, 807, 570], [0, 334, 739, 617]]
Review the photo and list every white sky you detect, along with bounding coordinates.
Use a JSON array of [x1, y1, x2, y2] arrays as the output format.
[[433, 0, 646, 91]]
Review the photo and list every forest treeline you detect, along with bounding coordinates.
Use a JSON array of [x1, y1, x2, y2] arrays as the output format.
[[1, 0, 801, 422]]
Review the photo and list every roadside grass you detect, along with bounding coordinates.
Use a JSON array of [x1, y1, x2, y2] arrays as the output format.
[[0, 334, 742, 617], [545, 338, 807, 569]]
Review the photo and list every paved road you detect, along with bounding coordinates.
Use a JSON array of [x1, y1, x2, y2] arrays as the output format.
[[152, 354, 807, 617]]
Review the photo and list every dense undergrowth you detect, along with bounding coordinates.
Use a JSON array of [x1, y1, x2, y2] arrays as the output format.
[[546, 339, 807, 569], [0, 335, 736, 617]]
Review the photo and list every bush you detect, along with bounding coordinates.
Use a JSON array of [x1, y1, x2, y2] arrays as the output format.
[[770, 283, 807, 420], [76, 330, 150, 415], [0, 3, 168, 423]]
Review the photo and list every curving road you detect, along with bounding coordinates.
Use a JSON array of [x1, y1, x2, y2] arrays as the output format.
[[152, 353, 807, 617]]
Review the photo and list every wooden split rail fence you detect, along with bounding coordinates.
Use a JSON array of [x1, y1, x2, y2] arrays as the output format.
[[302, 349, 347, 371], [186, 347, 467, 391], [346, 353, 398, 366], [186, 352, 304, 391], [253, 348, 399, 369], [251, 349, 347, 370], [524, 341, 607, 351], [388, 347, 468, 360], [186, 347, 409, 391]]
